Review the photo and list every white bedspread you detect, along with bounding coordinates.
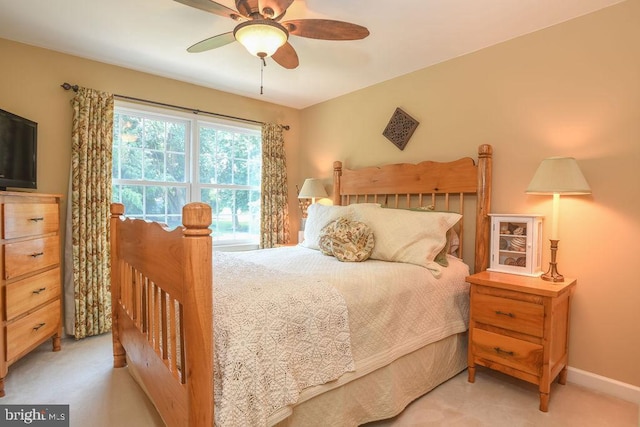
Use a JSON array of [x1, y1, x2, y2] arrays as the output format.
[[213, 252, 354, 427], [229, 245, 471, 425]]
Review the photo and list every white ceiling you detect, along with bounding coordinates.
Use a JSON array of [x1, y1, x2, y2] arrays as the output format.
[[0, 0, 624, 109]]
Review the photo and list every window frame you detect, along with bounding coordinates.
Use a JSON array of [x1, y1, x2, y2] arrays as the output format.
[[112, 100, 262, 251]]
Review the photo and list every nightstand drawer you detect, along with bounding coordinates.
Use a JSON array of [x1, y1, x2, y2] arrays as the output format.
[[5, 268, 61, 320], [471, 328, 543, 376], [3, 236, 60, 280], [472, 292, 544, 337], [6, 299, 59, 362], [3, 203, 59, 240]]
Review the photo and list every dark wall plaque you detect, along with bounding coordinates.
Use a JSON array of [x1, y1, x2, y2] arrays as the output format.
[[382, 108, 419, 151]]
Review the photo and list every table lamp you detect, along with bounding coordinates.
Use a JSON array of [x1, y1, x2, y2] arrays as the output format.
[[526, 157, 591, 282], [297, 178, 328, 219]]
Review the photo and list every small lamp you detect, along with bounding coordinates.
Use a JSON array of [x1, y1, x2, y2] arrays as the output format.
[[297, 178, 328, 219], [526, 157, 591, 282]]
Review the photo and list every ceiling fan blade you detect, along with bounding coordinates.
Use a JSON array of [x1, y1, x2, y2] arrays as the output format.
[[283, 19, 370, 40], [258, 0, 293, 19], [187, 32, 236, 53], [174, 0, 244, 21], [272, 42, 299, 69], [235, 0, 260, 17]]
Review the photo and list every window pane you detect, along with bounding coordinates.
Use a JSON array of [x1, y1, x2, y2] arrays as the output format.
[[248, 158, 261, 187], [248, 190, 261, 235], [121, 147, 142, 180], [215, 188, 234, 240], [112, 145, 120, 179], [216, 151, 232, 184], [144, 120, 166, 151], [200, 187, 260, 242], [112, 184, 121, 203], [201, 188, 221, 236], [202, 188, 235, 239], [167, 122, 186, 152], [167, 153, 185, 182], [145, 186, 166, 215], [234, 159, 247, 185], [118, 114, 143, 148], [144, 150, 165, 181], [216, 132, 233, 184], [199, 127, 216, 183], [119, 185, 144, 215], [233, 189, 251, 236], [167, 187, 186, 215]]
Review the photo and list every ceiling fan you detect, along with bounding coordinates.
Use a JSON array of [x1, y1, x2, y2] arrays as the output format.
[[174, 0, 370, 69]]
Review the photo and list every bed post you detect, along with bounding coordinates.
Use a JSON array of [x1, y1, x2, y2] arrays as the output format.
[[181, 202, 214, 426], [110, 203, 127, 368], [333, 161, 343, 206], [474, 144, 493, 273]]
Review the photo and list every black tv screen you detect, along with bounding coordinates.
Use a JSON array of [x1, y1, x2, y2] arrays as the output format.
[[0, 108, 37, 190]]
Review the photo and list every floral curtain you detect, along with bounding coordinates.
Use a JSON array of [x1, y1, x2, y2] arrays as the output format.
[[69, 87, 114, 339], [260, 123, 290, 248]]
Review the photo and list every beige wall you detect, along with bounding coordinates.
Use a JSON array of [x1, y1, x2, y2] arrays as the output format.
[[299, 1, 640, 387], [0, 37, 303, 245]]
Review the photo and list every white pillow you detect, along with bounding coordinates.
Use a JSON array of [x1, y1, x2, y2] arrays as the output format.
[[351, 204, 461, 275], [303, 204, 353, 250]]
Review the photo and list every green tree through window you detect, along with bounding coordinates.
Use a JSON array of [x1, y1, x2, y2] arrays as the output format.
[[112, 103, 262, 246]]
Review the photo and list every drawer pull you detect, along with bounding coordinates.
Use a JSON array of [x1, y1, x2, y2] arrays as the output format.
[[495, 310, 515, 318], [30, 252, 44, 258], [494, 347, 515, 356], [29, 217, 45, 222], [33, 322, 46, 331], [32, 287, 47, 295]]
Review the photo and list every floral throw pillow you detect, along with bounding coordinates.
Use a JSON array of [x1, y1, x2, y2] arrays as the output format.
[[318, 217, 375, 262]]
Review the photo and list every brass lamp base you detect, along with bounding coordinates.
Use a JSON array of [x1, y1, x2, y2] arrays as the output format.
[[541, 239, 564, 282]]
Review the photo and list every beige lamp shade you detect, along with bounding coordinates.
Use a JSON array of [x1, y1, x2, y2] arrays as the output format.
[[526, 157, 591, 195], [298, 178, 328, 201]]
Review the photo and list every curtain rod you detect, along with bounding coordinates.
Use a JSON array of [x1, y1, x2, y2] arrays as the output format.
[[60, 82, 289, 131]]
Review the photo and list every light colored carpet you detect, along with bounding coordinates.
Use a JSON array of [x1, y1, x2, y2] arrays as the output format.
[[2, 333, 638, 427]]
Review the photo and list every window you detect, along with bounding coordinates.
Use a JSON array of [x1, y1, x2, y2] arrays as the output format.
[[112, 102, 262, 247]]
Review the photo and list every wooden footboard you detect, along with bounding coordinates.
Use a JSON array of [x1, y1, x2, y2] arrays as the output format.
[[110, 202, 214, 426]]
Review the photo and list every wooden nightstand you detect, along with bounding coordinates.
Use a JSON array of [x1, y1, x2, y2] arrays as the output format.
[[466, 271, 576, 412]]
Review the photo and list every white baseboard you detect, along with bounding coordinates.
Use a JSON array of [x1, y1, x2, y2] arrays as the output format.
[[567, 366, 640, 404]]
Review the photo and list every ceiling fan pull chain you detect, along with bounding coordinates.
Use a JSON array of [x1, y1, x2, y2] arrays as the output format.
[[260, 56, 266, 95]]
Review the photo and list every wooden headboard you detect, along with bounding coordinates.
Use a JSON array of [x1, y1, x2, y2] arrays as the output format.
[[332, 144, 493, 273]]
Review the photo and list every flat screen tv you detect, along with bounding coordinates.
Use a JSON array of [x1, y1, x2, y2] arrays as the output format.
[[0, 108, 37, 190]]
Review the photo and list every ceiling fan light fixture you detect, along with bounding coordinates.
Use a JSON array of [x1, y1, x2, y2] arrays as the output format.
[[234, 20, 288, 58]]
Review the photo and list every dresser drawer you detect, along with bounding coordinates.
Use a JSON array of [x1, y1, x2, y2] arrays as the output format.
[[471, 328, 543, 376], [3, 203, 59, 240], [3, 236, 60, 280], [472, 292, 544, 337], [5, 267, 61, 320], [6, 299, 59, 362]]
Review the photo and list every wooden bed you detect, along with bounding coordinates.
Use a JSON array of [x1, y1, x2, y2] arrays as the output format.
[[109, 144, 493, 426]]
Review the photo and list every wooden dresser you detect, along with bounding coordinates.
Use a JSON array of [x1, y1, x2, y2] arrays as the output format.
[[466, 270, 576, 412], [0, 191, 63, 396]]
